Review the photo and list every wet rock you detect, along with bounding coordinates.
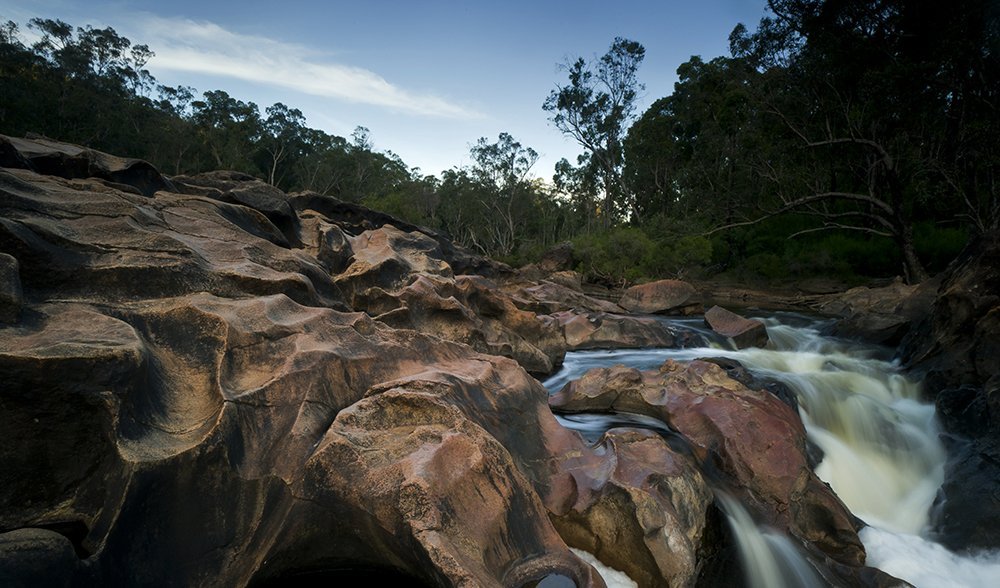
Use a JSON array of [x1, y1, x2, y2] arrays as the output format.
[[551, 428, 713, 587], [0, 253, 22, 323], [703, 305, 768, 349], [549, 360, 868, 574], [619, 279, 702, 315], [901, 230, 1000, 550]]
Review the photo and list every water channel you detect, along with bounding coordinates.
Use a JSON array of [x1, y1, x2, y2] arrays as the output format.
[[543, 313, 1000, 587]]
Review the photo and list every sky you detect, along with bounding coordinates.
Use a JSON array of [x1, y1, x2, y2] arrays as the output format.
[[1, 0, 769, 180]]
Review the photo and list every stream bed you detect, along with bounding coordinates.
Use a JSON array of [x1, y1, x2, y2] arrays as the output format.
[[543, 314, 1000, 587]]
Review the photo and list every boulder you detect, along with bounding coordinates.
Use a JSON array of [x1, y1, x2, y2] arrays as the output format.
[[504, 279, 624, 315], [551, 428, 714, 587], [619, 279, 702, 315], [549, 360, 875, 582], [356, 273, 566, 376], [550, 311, 675, 350], [703, 305, 769, 349]]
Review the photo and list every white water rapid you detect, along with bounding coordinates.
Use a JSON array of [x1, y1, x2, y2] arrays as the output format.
[[544, 314, 1000, 587]]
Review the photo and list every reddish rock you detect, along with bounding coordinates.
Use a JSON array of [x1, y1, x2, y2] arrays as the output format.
[[549, 360, 868, 573], [619, 279, 702, 315], [704, 305, 769, 348], [551, 428, 714, 587], [550, 311, 675, 350]]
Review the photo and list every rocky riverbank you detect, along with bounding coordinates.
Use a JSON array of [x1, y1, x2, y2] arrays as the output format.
[[1, 134, 995, 586]]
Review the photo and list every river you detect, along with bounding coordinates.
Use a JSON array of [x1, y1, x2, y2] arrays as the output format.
[[543, 314, 1000, 587]]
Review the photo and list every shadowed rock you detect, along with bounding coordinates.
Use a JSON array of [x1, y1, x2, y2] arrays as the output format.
[[2, 134, 175, 197]]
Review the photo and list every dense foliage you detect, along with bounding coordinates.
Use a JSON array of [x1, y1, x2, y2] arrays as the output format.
[[2, 1, 995, 284]]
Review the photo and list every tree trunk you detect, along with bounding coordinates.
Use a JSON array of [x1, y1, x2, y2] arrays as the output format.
[[899, 225, 929, 284]]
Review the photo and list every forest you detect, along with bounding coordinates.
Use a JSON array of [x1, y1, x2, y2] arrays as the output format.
[[1, 0, 996, 286]]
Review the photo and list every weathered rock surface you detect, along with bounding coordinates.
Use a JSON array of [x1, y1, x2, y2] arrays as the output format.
[[900, 230, 1000, 551], [0, 134, 175, 197], [549, 311, 676, 350], [355, 272, 566, 376], [548, 360, 892, 585], [703, 305, 769, 349], [0, 146, 613, 585], [817, 278, 940, 345], [619, 279, 702, 315], [551, 428, 715, 587]]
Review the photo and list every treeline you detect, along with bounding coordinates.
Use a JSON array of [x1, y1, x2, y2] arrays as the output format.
[[0, 17, 579, 263], [2, 2, 997, 285]]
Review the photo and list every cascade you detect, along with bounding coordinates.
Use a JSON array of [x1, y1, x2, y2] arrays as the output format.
[[544, 314, 1000, 587]]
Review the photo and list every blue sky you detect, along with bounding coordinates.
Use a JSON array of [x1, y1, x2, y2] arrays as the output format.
[[2, 0, 768, 179]]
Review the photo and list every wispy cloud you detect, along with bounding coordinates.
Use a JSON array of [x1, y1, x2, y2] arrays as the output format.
[[134, 15, 481, 120]]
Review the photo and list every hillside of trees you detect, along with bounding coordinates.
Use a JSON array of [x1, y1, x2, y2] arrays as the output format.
[[2, 0, 996, 286]]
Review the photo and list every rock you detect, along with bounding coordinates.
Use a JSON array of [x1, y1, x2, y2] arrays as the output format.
[[0, 148, 616, 585], [703, 305, 769, 349], [2, 134, 175, 196], [619, 279, 702, 315], [550, 311, 675, 350], [334, 224, 453, 303], [0, 528, 84, 587], [817, 277, 941, 345], [901, 229, 1000, 550], [505, 279, 624, 315], [551, 428, 714, 587], [0, 168, 342, 309], [356, 273, 566, 376], [538, 242, 575, 272], [549, 360, 870, 577], [289, 191, 509, 277], [0, 253, 22, 323]]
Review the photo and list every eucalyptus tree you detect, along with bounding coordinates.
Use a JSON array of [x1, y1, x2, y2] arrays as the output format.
[[544, 37, 645, 226]]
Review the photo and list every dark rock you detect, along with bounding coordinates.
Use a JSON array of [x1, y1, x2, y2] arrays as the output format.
[[0, 253, 22, 323], [0, 528, 84, 587], [3, 134, 175, 197], [900, 230, 1000, 550], [619, 279, 702, 315], [703, 305, 769, 349]]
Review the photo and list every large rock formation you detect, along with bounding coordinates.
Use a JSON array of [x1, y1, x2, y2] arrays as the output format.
[[900, 229, 1000, 551], [0, 134, 908, 586], [0, 136, 613, 586], [549, 360, 897, 587]]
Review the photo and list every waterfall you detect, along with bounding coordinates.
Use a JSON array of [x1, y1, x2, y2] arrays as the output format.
[[544, 314, 1000, 587]]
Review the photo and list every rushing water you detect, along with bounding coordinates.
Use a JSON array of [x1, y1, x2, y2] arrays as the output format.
[[543, 314, 1000, 587]]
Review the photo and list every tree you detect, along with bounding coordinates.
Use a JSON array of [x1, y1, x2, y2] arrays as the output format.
[[544, 37, 645, 226], [710, 0, 999, 282], [467, 132, 540, 256]]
